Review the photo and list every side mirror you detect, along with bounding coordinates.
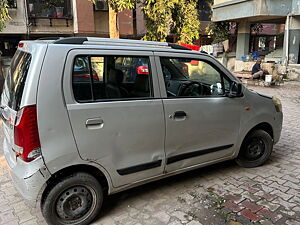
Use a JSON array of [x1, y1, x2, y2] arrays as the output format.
[[228, 81, 243, 98]]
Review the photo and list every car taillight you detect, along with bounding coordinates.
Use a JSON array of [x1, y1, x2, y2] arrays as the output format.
[[136, 66, 149, 75], [13, 105, 41, 162]]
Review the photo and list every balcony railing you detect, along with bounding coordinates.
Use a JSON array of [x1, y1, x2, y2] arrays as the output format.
[[27, 0, 72, 26]]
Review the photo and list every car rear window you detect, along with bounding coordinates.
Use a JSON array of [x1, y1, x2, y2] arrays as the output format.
[[2, 50, 32, 110]]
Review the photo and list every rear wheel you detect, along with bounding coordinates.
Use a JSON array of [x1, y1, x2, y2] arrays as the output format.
[[235, 129, 273, 168], [41, 172, 103, 225]]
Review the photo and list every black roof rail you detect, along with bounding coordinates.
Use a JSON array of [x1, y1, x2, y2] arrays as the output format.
[[51, 37, 195, 50], [37, 37, 62, 41], [54, 37, 88, 44], [168, 43, 192, 51]]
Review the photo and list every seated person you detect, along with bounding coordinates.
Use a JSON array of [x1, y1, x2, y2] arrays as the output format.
[[251, 58, 267, 79]]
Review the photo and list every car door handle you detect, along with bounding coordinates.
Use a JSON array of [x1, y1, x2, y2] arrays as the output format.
[[174, 111, 187, 117], [85, 118, 104, 129], [169, 111, 187, 121]]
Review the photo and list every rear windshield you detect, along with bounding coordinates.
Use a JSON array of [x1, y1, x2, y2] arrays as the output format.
[[2, 50, 32, 110]]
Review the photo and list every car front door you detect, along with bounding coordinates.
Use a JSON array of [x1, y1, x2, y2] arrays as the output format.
[[64, 50, 165, 187], [155, 52, 243, 173]]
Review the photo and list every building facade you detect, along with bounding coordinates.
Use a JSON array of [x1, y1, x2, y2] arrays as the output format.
[[0, 0, 146, 57], [212, 0, 300, 65], [0, 0, 214, 64]]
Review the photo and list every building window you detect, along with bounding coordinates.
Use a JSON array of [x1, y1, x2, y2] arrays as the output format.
[[8, 0, 17, 8], [94, 0, 109, 11], [27, 0, 72, 18]]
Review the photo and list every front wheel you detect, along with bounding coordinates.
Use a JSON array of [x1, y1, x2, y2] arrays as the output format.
[[41, 172, 103, 225], [235, 129, 273, 168]]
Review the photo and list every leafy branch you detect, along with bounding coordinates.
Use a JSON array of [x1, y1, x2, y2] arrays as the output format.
[[142, 0, 200, 44], [207, 22, 232, 44], [0, 0, 11, 31]]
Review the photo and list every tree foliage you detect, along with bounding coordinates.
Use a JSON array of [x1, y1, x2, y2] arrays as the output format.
[[89, 0, 135, 12], [109, 0, 135, 12], [142, 0, 200, 44], [142, 0, 175, 42], [207, 22, 233, 44], [0, 0, 10, 31], [89, 0, 200, 44], [172, 0, 200, 44]]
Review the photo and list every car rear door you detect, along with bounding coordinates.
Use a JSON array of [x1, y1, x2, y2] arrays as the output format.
[[64, 49, 166, 188], [154, 52, 243, 173]]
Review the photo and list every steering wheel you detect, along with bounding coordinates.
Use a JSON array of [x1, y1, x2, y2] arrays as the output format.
[[179, 81, 204, 97]]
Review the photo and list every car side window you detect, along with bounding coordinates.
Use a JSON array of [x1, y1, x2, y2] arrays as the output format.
[[72, 55, 153, 102], [160, 57, 231, 98], [72, 56, 93, 102]]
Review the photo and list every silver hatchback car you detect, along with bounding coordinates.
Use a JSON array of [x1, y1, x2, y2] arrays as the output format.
[[1, 37, 283, 225]]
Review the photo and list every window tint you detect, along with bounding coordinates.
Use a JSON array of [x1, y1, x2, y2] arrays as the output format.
[[2, 50, 31, 110], [72, 56, 93, 102], [160, 57, 231, 98], [72, 56, 153, 102]]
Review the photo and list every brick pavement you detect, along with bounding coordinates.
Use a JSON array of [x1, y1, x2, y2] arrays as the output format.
[[0, 81, 299, 225]]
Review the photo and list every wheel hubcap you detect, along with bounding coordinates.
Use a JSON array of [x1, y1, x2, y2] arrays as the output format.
[[245, 138, 265, 161], [56, 186, 93, 220]]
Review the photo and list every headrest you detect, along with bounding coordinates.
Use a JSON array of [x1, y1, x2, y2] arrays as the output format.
[[108, 69, 124, 85], [134, 75, 149, 92]]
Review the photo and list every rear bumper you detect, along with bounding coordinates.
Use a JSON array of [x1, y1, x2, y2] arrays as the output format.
[[8, 164, 48, 207], [4, 139, 50, 207]]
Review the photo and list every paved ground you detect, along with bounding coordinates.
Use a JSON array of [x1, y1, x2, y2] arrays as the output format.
[[0, 81, 299, 225]]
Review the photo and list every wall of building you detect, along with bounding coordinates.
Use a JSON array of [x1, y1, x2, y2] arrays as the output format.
[[212, 1, 255, 21], [283, 15, 300, 64], [136, 3, 146, 36], [94, 11, 109, 36], [119, 10, 133, 36], [255, 0, 292, 16], [73, 0, 95, 35], [292, 0, 300, 15], [29, 19, 74, 34], [213, 0, 292, 22], [214, 0, 238, 6]]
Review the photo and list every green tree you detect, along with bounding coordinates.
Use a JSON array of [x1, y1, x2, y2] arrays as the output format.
[[0, 0, 11, 31], [89, 0, 135, 38], [172, 0, 200, 44], [90, 0, 200, 43], [142, 0, 175, 42], [142, 0, 200, 44], [207, 22, 231, 44]]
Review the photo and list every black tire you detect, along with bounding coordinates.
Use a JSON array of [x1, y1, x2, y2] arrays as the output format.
[[235, 129, 273, 168], [41, 172, 103, 225]]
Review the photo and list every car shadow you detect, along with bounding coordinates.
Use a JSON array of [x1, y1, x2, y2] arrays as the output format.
[[96, 159, 238, 219]]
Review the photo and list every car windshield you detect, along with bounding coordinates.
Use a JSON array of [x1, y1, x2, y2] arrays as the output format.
[[1, 50, 32, 110]]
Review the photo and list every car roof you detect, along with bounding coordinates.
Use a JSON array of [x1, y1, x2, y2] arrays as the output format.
[[20, 37, 210, 57]]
